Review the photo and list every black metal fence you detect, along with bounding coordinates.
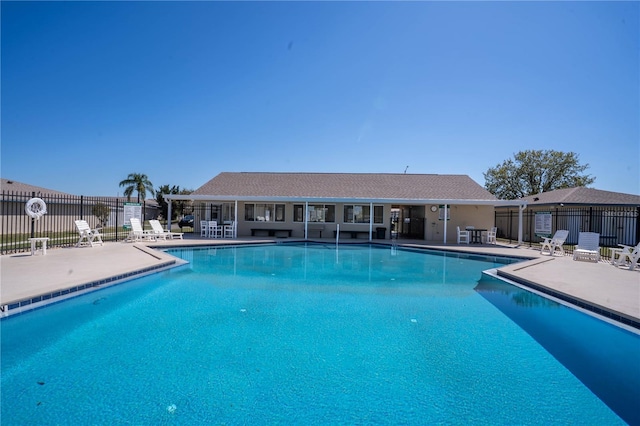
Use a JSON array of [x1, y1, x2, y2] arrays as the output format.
[[5, 191, 639, 259], [0, 191, 159, 255], [495, 205, 640, 258]]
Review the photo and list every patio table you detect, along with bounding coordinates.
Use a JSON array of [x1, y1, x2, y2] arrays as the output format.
[[28, 237, 49, 255], [469, 229, 487, 244]]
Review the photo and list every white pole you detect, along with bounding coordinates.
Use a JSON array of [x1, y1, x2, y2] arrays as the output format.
[[305, 201, 309, 239], [336, 224, 339, 263], [166, 198, 172, 231], [443, 204, 448, 244], [369, 202, 373, 241], [518, 203, 526, 246]]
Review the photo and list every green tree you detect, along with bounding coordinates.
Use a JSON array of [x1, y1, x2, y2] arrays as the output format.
[[119, 173, 155, 203], [156, 185, 193, 220], [178, 187, 194, 216], [483, 150, 595, 199], [92, 202, 111, 228], [156, 184, 179, 221]]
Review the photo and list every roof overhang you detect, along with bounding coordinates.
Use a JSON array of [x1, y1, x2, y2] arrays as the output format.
[[164, 194, 526, 207]]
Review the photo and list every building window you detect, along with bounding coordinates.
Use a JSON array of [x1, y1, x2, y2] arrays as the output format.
[[344, 205, 384, 224], [244, 204, 254, 221], [244, 203, 285, 222], [373, 205, 383, 223], [308, 204, 335, 223], [294, 204, 335, 223], [275, 204, 285, 221], [293, 204, 305, 222]]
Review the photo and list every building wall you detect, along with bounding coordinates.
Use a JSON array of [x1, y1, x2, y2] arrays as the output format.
[[425, 205, 494, 243], [194, 201, 495, 242]]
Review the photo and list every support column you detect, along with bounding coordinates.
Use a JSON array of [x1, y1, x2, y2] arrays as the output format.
[[443, 204, 448, 244], [518, 204, 526, 246], [369, 202, 373, 241], [304, 201, 309, 239], [166, 200, 172, 231]]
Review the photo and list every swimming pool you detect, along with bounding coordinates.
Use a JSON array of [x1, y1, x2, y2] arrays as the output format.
[[2, 243, 638, 425]]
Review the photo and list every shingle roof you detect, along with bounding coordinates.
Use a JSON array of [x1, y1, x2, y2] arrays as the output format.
[[520, 187, 640, 206], [193, 172, 498, 201], [1, 178, 72, 196]]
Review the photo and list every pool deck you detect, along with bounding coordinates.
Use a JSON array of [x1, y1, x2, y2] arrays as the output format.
[[2, 236, 639, 330]]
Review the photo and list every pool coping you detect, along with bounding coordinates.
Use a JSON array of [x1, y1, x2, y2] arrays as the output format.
[[492, 266, 640, 332], [2, 239, 638, 328]]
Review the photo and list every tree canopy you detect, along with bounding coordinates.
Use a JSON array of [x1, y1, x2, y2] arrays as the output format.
[[483, 150, 595, 200], [156, 184, 193, 220], [119, 173, 155, 203], [91, 202, 111, 228]]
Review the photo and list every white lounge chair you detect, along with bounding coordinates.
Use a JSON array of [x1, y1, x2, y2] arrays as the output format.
[[149, 220, 183, 240], [613, 243, 640, 270], [456, 226, 469, 244], [540, 230, 569, 256], [200, 220, 209, 238], [128, 218, 156, 242], [573, 232, 601, 262], [75, 220, 103, 247], [610, 244, 636, 267]]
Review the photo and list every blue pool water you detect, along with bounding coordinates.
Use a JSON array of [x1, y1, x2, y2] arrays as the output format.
[[2, 243, 638, 425]]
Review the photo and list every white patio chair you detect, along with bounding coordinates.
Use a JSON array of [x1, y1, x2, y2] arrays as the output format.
[[208, 221, 222, 238], [224, 221, 235, 238], [613, 243, 640, 270], [573, 232, 601, 262], [74, 220, 103, 247], [540, 230, 569, 256], [200, 220, 209, 238], [456, 226, 469, 244], [149, 220, 183, 240], [485, 227, 497, 244], [611, 244, 634, 266]]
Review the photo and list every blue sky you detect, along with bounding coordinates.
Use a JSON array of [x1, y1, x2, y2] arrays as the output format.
[[2, 1, 638, 197]]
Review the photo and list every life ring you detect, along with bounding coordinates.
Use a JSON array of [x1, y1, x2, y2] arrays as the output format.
[[25, 198, 47, 220]]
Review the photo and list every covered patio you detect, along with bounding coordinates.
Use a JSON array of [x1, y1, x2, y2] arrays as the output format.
[[164, 172, 528, 244]]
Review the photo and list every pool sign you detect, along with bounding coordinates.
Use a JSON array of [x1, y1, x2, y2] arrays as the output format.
[[123, 202, 142, 229], [535, 211, 552, 237], [438, 205, 450, 221]]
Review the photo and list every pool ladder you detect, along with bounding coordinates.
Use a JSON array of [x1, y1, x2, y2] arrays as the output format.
[[391, 231, 398, 255]]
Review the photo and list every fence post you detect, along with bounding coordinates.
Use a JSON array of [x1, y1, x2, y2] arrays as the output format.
[[80, 195, 84, 220], [30, 191, 35, 238], [636, 207, 640, 245], [116, 198, 120, 242]]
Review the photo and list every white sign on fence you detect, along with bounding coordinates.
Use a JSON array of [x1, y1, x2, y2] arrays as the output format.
[[535, 211, 552, 237], [123, 202, 142, 229]]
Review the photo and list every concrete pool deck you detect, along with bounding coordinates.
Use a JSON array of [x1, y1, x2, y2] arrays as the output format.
[[2, 236, 639, 330]]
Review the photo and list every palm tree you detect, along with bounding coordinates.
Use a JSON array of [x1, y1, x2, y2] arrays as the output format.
[[119, 173, 155, 203]]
